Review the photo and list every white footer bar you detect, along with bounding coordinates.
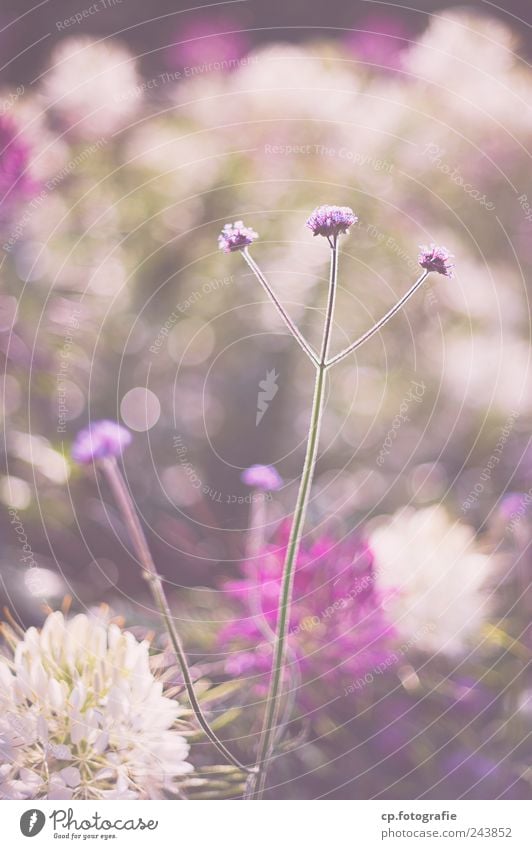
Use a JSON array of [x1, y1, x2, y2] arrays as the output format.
[[3, 799, 529, 848]]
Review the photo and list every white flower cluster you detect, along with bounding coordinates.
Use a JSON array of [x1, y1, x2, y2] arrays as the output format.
[[44, 37, 140, 138], [371, 506, 495, 656], [0, 612, 193, 799]]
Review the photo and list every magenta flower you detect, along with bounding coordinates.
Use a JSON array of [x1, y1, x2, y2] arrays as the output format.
[[418, 244, 455, 277], [72, 420, 132, 464], [0, 116, 35, 216], [218, 220, 258, 253], [241, 464, 283, 491], [165, 13, 250, 70], [306, 205, 358, 241], [344, 13, 412, 73], [220, 528, 394, 697]]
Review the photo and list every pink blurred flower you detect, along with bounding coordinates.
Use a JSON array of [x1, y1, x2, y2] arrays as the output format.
[[344, 13, 413, 73], [220, 527, 394, 694], [241, 464, 283, 491], [72, 420, 131, 465], [166, 13, 250, 71], [0, 116, 36, 219]]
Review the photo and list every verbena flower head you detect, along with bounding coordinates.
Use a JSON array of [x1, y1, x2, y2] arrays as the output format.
[[72, 420, 132, 465], [370, 505, 493, 655], [220, 528, 394, 702], [306, 205, 358, 240], [241, 464, 283, 491], [418, 244, 455, 277], [0, 611, 193, 799], [218, 220, 258, 253]]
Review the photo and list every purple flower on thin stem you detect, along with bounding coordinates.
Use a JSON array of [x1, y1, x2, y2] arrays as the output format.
[[306, 205, 358, 243], [418, 244, 455, 277], [241, 464, 283, 491], [72, 420, 132, 464], [218, 220, 258, 253], [74, 423, 249, 774]]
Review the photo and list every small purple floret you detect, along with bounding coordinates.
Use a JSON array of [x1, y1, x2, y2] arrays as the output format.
[[218, 220, 258, 253], [72, 420, 132, 464], [306, 204, 358, 239], [418, 244, 455, 277], [241, 464, 283, 491]]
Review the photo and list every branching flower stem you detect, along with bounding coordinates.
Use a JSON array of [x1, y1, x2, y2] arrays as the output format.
[[242, 248, 320, 367], [241, 247, 431, 798], [325, 270, 429, 368], [246, 237, 339, 798], [101, 456, 253, 775]]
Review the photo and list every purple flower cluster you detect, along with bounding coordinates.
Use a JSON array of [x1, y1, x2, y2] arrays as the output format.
[[218, 220, 258, 253], [0, 116, 35, 217], [220, 528, 394, 696], [72, 420, 132, 464], [306, 204, 358, 239], [418, 244, 455, 277], [241, 464, 283, 491]]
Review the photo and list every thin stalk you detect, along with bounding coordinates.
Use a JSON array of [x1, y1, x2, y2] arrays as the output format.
[[243, 493, 303, 800], [101, 457, 252, 775], [242, 248, 320, 367], [326, 270, 429, 368], [246, 238, 339, 798]]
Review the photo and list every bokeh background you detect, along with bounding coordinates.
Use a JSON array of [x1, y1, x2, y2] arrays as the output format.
[[1, 0, 531, 799]]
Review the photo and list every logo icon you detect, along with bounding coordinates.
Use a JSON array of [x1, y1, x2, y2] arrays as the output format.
[[256, 368, 279, 425], [20, 810, 46, 837]]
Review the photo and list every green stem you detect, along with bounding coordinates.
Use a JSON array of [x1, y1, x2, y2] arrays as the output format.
[[326, 270, 429, 368], [101, 457, 252, 775], [242, 248, 320, 366], [246, 239, 339, 798]]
